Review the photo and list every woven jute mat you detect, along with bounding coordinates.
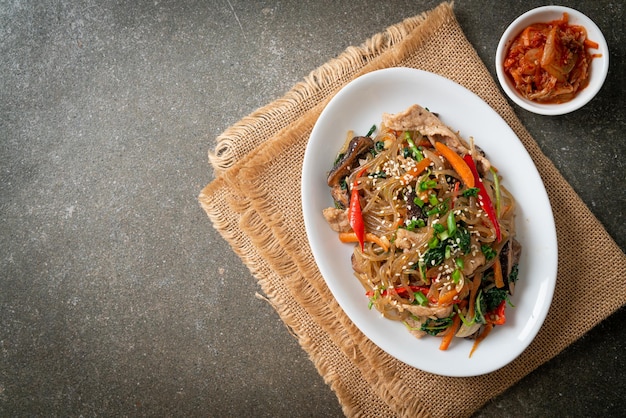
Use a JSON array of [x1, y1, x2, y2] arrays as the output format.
[[199, 3, 626, 417]]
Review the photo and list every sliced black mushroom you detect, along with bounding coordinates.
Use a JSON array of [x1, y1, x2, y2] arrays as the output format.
[[327, 136, 374, 207], [404, 186, 428, 225]]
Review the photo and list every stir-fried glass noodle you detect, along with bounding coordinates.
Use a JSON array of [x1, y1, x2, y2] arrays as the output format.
[[323, 104, 521, 355]]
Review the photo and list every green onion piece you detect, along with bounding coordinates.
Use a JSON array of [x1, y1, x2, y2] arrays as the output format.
[[413, 197, 425, 208], [447, 211, 457, 235], [474, 290, 486, 324], [405, 218, 425, 231], [428, 236, 439, 249], [427, 198, 449, 217], [455, 258, 465, 269], [404, 131, 424, 161], [366, 124, 376, 137], [414, 292, 428, 306], [490, 167, 501, 218], [419, 179, 437, 191], [444, 245, 451, 260], [452, 269, 461, 283], [455, 305, 474, 326]]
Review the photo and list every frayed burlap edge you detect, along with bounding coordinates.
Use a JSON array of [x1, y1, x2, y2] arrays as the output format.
[[208, 3, 453, 176], [199, 183, 401, 417]]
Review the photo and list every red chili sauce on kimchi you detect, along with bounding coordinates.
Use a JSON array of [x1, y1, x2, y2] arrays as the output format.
[[503, 13, 600, 104]]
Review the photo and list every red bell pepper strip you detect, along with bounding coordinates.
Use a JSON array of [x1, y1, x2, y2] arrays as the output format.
[[463, 155, 502, 242], [349, 168, 367, 251]]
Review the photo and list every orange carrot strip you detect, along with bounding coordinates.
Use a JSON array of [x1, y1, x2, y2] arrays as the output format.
[[392, 217, 404, 229], [469, 323, 493, 357], [433, 142, 475, 188], [437, 288, 458, 306], [584, 38, 599, 49], [339, 232, 389, 252], [405, 157, 432, 179], [439, 314, 461, 351], [494, 257, 505, 288]]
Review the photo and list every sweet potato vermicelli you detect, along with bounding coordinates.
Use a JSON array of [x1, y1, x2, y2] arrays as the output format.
[[323, 104, 521, 355]]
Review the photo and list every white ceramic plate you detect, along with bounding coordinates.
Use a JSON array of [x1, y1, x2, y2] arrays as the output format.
[[301, 68, 558, 377]]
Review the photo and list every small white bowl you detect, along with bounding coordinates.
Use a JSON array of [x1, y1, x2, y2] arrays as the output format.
[[495, 6, 609, 115]]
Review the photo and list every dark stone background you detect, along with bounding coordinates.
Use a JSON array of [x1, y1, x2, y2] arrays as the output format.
[[1, 1, 623, 416]]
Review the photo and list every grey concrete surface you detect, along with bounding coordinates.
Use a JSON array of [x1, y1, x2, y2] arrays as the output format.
[[1, 0, 624, 416]]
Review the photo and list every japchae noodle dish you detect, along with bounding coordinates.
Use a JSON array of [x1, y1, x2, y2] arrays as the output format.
[[323, 104, 521, 356]]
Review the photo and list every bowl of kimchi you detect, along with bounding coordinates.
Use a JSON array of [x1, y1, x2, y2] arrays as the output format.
[[495, 6, 609, 115]]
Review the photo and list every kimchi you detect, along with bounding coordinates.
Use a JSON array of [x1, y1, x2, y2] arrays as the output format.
[[503, 13, 600, 103]]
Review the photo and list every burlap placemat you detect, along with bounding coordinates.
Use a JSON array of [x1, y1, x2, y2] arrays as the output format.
[[199, 3, 626, 417]]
